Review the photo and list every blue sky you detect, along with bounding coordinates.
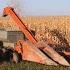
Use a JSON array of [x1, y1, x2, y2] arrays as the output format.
[[0, 0, 70, 16]]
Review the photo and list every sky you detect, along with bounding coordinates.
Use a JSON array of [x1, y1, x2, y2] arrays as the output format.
[[0, 0, 70, 16]]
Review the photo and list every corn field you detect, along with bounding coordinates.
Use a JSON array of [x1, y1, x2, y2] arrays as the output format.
[[0, 16, 70, 44]]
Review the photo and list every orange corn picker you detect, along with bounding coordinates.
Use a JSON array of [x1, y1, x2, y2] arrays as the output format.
[[2, 7, 70, 66]]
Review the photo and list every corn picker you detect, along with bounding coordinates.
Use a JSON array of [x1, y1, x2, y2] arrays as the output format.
[[0, 7, 70, 66]]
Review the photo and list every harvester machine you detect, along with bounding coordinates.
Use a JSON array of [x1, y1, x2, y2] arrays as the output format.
[[3, 7, 70, 66]]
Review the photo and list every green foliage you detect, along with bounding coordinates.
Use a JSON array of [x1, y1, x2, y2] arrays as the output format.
[[0, 61, 70, 70]]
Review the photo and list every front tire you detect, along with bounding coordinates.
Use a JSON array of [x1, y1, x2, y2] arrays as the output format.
[[12, 52, 22, 63]]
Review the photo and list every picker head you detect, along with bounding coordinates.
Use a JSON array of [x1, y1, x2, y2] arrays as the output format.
[[3, 7, 14, 17]]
